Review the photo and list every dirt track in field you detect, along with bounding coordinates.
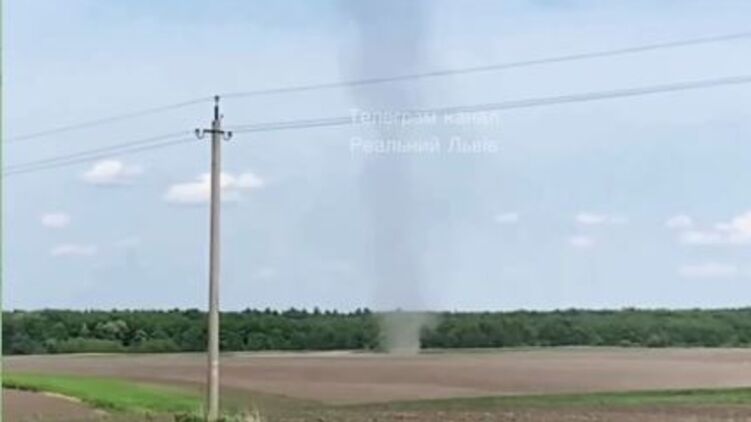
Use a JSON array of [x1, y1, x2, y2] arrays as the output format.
[[2, 389, 104, 422], [6, 348, 751, 404]]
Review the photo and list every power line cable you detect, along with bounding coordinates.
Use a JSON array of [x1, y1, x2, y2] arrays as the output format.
[[3, 133, 193, 176], [5, 74, 751, 178], [7, 30, 751, 143], [5, 131, 190, 171], [3, 138, 193, 176], [229, 74, 751, 134], [5, 98, 210, 143], [221, 30, 751, 100]]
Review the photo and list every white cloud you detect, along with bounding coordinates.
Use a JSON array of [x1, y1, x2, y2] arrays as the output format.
[[576, 212, 627, 225], [569, 235, 595, 248], [666, 214, 693, 230], [81, 160, 142, 185], [234, 173, 265, 189], [41, 212, 70, 229], [50, 243, 98, 257], [252, 267, 277, 279], [678, 211, 751, 246], [493, 212, 519, 224], [719, 211, 751, 237], [164, 171, 265, 205], [678, 263, 739, 279], [680, 230, 726, 245]]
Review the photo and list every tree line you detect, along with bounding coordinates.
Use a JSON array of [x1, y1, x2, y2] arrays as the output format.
[[5, 307, 751, 355]]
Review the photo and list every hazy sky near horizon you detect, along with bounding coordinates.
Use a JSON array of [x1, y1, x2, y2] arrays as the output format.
[[4, 0, 751, 311]]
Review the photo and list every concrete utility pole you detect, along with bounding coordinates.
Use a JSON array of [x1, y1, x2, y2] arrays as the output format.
[[195, 96, 232, 421]]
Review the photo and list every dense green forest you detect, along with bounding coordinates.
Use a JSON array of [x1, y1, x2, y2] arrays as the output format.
[[5, 308, 751, 355]]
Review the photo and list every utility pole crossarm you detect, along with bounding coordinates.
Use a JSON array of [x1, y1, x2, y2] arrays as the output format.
[[195, 95, 231, 422], [196, 96, 234, 141]]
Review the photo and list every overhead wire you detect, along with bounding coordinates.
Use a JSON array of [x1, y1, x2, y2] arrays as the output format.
[[6, 30, 751, 143], [5, 73, 751, 178]]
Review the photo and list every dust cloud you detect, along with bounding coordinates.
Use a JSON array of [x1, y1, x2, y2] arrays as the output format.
[[341, 0, 433, 354]]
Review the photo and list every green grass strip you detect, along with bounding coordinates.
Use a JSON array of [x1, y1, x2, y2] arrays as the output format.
[[358, 387, 751, 411], [3, 373, 201, 414]]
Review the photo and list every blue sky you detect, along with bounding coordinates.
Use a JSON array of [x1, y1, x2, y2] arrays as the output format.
[[4, 0, 751, 311]]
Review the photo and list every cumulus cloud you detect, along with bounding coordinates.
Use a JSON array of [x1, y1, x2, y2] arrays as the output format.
[[719, 211, 751, 237], [50, 243, 98, 257], [493, 212, 519, 224], [666, 214, 693, 230], [252, 267, 277, 280], [164, 171, 265, 205], [678, 263, 739, 279], [680, 230, 726, 245], [576, 212, 627, 225], [569, 235, 595, 248], [81, 160, 142, 185], [678, 211, 751, 246], [234, 172, 265, 189], [41, 212, 70, 229]]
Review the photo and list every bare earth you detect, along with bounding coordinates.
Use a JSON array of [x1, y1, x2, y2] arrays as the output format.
[[2, 389, 104, 422], [7, 348, 751, 403], [288, 406, 751, 422], [6, 348, 751, 421]]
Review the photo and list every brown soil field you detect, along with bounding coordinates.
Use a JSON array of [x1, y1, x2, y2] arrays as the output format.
[[6, 348, 751, 421], [288, 406, 751, 422], [2, 389, 105, 422], [6, 348, 751, 404]]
